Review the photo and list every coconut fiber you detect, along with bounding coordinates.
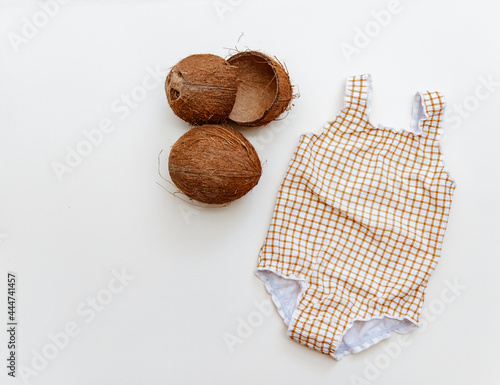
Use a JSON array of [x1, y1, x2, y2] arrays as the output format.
[[165, 54, 237, 125], [168, 124, 262, 204]]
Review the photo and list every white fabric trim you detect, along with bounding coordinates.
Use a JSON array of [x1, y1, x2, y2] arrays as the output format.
[[254, 268, 307, 326], [255, 267, 420, 360], [333, 314, 418, 360], [409, 92, 428, 135], [365, 74, 373, 115]]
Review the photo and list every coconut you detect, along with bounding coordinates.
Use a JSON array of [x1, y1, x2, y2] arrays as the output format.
[[165, 54, 237, 125], [168, 124, 262, 204], [227, 51, 293, 127]]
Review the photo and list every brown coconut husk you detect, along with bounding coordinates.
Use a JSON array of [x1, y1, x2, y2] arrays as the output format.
[[165, 54, 237, 125], [227, 50, 294, 127], [168, 124, 262, 204]]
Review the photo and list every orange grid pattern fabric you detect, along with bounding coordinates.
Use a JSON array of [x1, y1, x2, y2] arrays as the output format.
[[256, 74, 456, 360]]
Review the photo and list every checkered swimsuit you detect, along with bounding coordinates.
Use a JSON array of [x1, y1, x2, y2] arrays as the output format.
[[256, 74, 456, 360]]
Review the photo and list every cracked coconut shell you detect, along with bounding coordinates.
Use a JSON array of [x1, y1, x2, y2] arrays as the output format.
[[227, 50, 293, 127], [168, 124, 262, 204], [165, 54, 237, 125]]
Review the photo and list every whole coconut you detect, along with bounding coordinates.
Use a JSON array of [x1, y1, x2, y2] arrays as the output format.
[[227, 51, 293, 127], [168, 125, 262, 204], [165, 54, 237, 125]]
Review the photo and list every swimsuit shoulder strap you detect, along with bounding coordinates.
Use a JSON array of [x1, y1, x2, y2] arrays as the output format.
[[343, 74, 373, 116], [410, 91, 446, 140]]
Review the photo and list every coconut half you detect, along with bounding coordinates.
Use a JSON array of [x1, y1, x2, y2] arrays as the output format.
[[227, 51, 293, 127]]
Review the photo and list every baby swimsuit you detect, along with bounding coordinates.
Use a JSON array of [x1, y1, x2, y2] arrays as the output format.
[[256, 74, 456, 360]]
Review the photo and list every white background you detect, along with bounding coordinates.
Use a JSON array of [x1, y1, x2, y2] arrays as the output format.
[[0, 0, 499, 384]]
